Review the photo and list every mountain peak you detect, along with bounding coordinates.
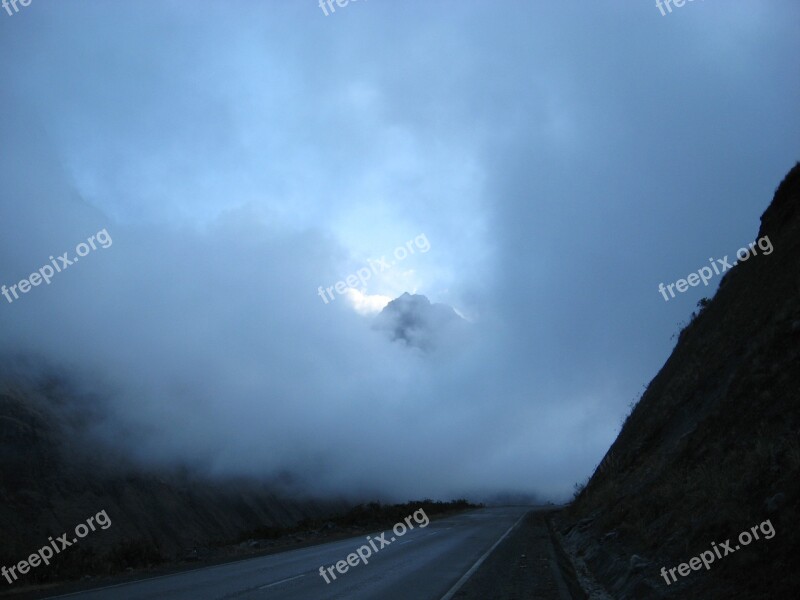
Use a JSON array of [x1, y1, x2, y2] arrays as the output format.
[[374, 293, 467, 351]]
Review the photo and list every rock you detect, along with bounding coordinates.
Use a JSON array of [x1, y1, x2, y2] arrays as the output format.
[[629, 554, 650, 572], [603, 530, 619, 541], [764, 492, 786, 513]]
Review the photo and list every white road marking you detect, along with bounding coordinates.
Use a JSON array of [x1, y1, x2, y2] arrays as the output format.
[[439, 511, 529, 600], [258, 574, 305, 589]]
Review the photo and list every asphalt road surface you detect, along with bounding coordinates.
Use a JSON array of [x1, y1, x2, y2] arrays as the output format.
[[47, 507, 532, 600]]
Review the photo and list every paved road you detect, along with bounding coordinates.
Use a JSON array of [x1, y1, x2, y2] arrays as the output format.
[[47, 507, 531, 600]]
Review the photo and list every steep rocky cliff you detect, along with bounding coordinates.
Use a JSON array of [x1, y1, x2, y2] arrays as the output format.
[[562, 163, 800, 599]]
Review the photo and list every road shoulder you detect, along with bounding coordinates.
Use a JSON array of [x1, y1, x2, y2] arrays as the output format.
[[449, 508, 576, 600]]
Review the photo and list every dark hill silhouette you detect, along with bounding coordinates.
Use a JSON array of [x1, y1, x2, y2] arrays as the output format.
[[0, 361, 346, 587], [560, 163, 800, 599]]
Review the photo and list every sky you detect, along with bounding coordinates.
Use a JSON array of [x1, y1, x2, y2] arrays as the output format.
[[1, 0, 798, 502]]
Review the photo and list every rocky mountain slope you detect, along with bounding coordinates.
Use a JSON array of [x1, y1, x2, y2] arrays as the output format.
[[561, 163, 800, 599]]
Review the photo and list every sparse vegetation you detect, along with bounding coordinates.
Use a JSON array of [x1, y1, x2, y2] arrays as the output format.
[[233, 498, 478, 544]]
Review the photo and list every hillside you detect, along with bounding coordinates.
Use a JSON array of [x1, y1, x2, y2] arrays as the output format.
[[561, 163, 800, 598], [0, 362, 345, 590]]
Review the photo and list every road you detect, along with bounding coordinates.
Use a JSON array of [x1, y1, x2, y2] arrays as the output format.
[[47, 507, 532, 600]]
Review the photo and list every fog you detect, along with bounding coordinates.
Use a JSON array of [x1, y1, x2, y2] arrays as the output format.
[[1, 1, 798, 502]]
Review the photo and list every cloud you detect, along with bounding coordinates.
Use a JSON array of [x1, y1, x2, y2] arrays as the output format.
[[1, 0, 798, 502], [344, 288, 392, 315]]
